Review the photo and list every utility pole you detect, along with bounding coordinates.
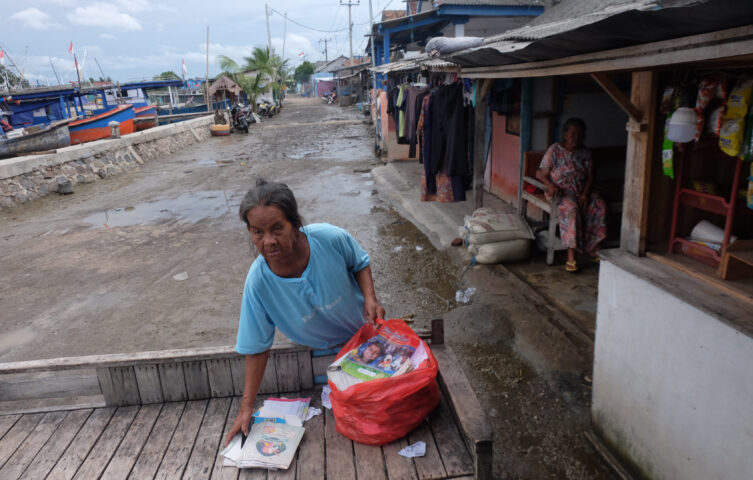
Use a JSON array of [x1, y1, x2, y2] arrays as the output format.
[[368, 0, 378, 153], [320, 38, 331, 62], [340, 0, 359, 64], [265, 4, 272, 52], [206, 25, 211, 112], [282, 12, 288, 59]]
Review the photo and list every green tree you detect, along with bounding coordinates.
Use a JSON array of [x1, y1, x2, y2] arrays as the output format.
[[242, 47, 288, 97], [217, 54, 270, 106], [293, 61, 315, 84], [154, 70, 180, 80]]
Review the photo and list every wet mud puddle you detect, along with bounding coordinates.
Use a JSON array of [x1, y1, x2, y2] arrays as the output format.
[[83, 190, 235, 228]]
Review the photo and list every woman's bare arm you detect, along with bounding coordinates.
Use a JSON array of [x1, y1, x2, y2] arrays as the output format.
[[355, 265, 385, 324], [224, 351, 270, 445]]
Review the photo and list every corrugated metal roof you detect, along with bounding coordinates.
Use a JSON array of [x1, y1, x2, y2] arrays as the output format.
[[433, 0, 544, 5], [369, 55, 460, 73], [443, 0, 753, 68]]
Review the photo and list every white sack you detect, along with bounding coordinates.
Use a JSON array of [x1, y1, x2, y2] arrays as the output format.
[[469, 239, 531, 264]]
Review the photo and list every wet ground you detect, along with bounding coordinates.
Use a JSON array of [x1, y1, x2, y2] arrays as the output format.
[[0, 96, 614, 479]]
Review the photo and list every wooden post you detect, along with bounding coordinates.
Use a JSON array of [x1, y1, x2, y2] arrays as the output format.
[[473, 79, 493, 209], [431, 318, 444, 345], [620, 70, 657, 256], [517, 78, 533, 215]]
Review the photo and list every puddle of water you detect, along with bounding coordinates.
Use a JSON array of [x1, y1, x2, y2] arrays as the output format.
[[289, 149, 318, 160], [84, 191, 231, 228]]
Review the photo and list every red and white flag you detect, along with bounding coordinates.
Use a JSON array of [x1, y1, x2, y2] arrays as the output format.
[[68, 41, 74, 55], [0, 49, 4, 66], [182, 58, 187, 76], [298, 51, 304, 57]]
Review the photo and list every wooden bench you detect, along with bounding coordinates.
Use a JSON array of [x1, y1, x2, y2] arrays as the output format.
[[0, 321, 492, 479]]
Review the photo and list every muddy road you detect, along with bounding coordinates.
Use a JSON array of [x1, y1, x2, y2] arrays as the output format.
[[0, 97, 614, 479]]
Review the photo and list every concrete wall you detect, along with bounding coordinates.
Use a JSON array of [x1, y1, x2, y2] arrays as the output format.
[[0, 115, 214, 211], [593, 259, 753, 480]]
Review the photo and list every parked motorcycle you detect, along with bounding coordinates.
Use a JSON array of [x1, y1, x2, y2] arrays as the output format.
[[322, 91, 337, 104], [230, 103, 255, 133], [257, 99, 276, 118]]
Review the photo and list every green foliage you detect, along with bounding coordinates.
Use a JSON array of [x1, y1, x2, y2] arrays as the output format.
[[0, 65, 30, 89], [155, 70, 180, 80], [217, 54, 269, 106], [293, 61, 315, 84]]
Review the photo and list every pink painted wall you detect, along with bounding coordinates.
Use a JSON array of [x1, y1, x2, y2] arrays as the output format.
[[485, 113, 521, 204], [317, 81, 336, 97]]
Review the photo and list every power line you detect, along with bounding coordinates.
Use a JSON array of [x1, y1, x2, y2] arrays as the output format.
[[267, 6, 349, 33]]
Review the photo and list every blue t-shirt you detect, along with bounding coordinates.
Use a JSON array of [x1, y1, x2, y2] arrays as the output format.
[[235, 223, 370, 355]]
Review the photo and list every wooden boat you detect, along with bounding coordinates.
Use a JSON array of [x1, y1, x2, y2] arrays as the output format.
[[69, 104, 135, 145], [0, 120, 71, 159], [133, 105, 157, 131]]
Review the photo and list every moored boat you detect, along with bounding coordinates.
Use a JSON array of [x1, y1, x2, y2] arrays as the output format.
[[133, 105, 156, 131], [0, 120, 71, 159], [69, 105, 135, 145]]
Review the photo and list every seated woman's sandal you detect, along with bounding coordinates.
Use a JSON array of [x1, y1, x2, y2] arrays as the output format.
[[565, 260, 579, 272]]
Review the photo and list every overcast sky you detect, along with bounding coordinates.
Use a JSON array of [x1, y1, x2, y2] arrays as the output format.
[[2, 0, 394, 85]]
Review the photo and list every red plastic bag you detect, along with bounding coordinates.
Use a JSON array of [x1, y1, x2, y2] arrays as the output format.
[[328, 318, 440, 445]]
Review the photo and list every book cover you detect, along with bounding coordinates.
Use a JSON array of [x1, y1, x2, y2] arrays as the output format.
[[238, 422, 304, 470], [339, 325, 420, 381]]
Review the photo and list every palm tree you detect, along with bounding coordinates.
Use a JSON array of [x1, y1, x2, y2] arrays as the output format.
[[216, 54, 269, 107], [243, 47, 289, 98]]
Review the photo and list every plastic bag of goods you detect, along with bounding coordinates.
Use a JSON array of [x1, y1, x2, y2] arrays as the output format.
[[327, 319, 440, 445], [469, 238, 531, 264], [462, 208, 535, 245]]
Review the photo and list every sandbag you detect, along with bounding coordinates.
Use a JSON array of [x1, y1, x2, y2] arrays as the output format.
[[425, 36, 483, 55], [463, 208, 535, 245], [469, 238, 531, 264], [328, 319, 440, 445]]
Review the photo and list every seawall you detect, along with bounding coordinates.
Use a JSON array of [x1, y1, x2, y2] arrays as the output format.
[[0, 115, 214, 211]]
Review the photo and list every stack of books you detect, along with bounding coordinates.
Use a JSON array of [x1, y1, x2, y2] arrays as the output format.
[[221, 397, 309, 470]]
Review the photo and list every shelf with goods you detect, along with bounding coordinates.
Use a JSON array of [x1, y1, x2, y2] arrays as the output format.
[[667, 135, 752, 272]]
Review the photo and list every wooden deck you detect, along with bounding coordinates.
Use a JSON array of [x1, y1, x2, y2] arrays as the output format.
[[0, 387, 475, 480], [0, 321, 491, 479]]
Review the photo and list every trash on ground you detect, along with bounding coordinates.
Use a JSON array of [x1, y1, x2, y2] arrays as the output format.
[[305, 406, 322, 422], [398, 441, 427, 458], [172, 272, 189, 281], [415, 246, 424, 251], [456, 287, 477, 303], [321, 385, 332, 409], [392, 246, 403, 253]]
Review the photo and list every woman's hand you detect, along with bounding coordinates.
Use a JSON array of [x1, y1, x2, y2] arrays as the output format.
[[363, 296, 386, 325], [225, 402, 254, 446]]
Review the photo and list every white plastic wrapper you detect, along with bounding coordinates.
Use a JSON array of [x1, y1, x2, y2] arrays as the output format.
[[321, 386, 332, 409], [398, 441, 427, 458]]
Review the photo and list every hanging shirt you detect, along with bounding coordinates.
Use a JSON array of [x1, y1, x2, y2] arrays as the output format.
[[236, 223, 370, 355]]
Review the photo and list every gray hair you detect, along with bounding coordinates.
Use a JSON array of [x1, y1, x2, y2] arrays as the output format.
[[239, 179, 304, 228], [562, 117, 586, 136]]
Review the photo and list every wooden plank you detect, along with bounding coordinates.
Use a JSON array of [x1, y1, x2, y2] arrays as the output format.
[[275, 354, 300, 393], [128, 402, 185, 479], [432, 345, 493, 480], [0, 343, 306, 375], [460, 25, 753, 79], [297, 352, 314, 390], [0, 396, 104, 416], [184, 361, 211, 400], [428, 396, 474, 478], [238, 466, 268, 479], [71, 405, 139, 479], [0, 414, 21, 441], [229, 358, 246, 397], [295, 392, 324, 480], [210, 396, 241, 480], [17, 409, 92, 480], [0, 413, 43, 469], [620, 70, 657, 256], [258, 355, 278, 395], [268, 455, 297, 480], [207, 359, 235, 397], [46, 407, 116, 480], [184, 397, 231, 480], [97, 368, 116, 406], [159, 363, 188, 402], [311, 354, 336, 379], [153, 400, 208, 479], [109, 366, 141, 406], [408, 419, 446, 480], [591, 73, 643, 121], [383, 437, 418, 480], [135, 364, 164, 404], [354, 442, 387, 480], [324, 407, 356, 479], [0, 411, 67, 479], [100, 404, 162, 479], [0, 370, 99, 402]]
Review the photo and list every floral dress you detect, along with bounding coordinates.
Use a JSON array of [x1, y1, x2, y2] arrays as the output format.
[[539, 143, 607, 254]]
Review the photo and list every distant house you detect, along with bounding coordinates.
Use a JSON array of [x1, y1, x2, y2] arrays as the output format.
[[208, 75, 242, 105]]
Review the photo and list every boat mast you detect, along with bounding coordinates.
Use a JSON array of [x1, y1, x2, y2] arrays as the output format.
[[49, 57, 61, 85]]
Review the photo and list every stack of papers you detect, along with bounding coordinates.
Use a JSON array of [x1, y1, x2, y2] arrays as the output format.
[[221, 423, 304, 470], [221, 397, 310, 470]]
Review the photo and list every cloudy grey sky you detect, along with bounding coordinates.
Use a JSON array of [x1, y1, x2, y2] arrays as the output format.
[[2, 0, 394, 85]]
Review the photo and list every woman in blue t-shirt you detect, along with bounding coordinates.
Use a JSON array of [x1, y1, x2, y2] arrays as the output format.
[[225, 179, 385, 445]]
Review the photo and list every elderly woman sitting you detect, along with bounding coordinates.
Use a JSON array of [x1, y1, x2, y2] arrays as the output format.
[[536, 118, 607, 272]]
